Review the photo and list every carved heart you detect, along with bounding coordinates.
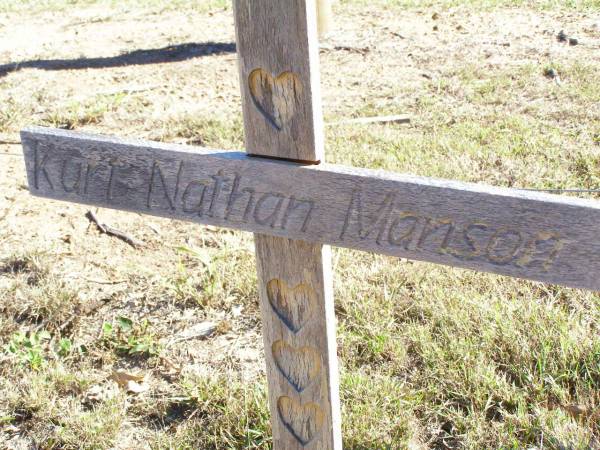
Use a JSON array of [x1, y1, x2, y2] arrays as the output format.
[[248, 69, 302, 131], [267, 279, 316, 333], [272, 340, 321, 393], [277, 396, 324, 446]]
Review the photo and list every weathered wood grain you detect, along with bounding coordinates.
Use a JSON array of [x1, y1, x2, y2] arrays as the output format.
[[234, 1, 341, 448], [233, 0, 324, 162], [254, 237, 341, 449], [21, 126, 600, 292]]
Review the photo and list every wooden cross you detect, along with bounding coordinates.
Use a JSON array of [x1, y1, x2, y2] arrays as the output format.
[[19, 1, 600, 448]]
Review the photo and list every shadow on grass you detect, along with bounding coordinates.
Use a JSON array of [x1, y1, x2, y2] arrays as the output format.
[[146, 400, 197, 430], [0, 41, 236, 78]]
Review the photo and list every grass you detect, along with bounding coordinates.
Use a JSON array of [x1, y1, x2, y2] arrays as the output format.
[[158, 115, 245, 148], [327, 61, 600, 193], [0, 0, 230, 14], [5, 250, 597, 447], [1, 364, 126, 448], [1, 0, 600, 448], [2, 0, 599, 13], [0, 98, 23, 134], [345, 0, 600, 10], [40, 93, 127, 130]]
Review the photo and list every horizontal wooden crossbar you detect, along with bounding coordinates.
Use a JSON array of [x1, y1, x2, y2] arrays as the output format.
[[21, 126, 600, 291]]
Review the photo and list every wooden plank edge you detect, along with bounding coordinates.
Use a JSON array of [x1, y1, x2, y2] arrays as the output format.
[[20, 126, 600, 292]]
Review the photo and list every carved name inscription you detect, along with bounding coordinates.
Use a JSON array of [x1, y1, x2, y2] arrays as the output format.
[[340, 189, 565, 272], [22, 127, 600, 291], [29, 140, 315, 235]]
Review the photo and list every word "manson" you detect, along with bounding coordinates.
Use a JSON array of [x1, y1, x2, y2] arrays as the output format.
[[22, 128, 600, 291]]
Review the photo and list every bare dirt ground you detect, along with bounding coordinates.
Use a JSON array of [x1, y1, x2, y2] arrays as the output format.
[[1, 2, 599, 449]]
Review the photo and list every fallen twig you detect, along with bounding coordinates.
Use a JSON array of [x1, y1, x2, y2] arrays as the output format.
[[166, 322, 217, 347], [87, 210, 108, 233], [58, 314, 78, 333], [86, 210, 144, 248], [319, 44, 371, 54], [83, 277, 128, 285], [100, 84, 161, 96], [327, 114, 410, 126]]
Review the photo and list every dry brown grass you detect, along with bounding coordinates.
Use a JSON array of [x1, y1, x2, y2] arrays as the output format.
[[1, 0, 599, 448]]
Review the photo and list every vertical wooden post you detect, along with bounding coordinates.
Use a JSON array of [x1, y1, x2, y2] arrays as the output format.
[[233, 0, 342, 449], [316, 0, 334, 37]]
